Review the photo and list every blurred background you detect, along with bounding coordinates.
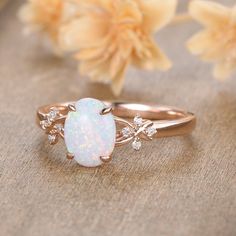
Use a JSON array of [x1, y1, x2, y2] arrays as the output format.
[[0, 1, 235, 236]]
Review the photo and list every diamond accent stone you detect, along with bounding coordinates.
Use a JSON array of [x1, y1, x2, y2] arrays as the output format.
[[132, 138, 142, 151], [48, 134, 57, 144], [47, 108, 59, 120], [134, 115, 143, 127], [146, 126, 157, 137], [40, 120, 51, 129], [54, 123, 63, 132], [121, 127, 132, 138]]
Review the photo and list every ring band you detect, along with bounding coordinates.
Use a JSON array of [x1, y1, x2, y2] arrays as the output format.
[[37, 98, 196, 167]]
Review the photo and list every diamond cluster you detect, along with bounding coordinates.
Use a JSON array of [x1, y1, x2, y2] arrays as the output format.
[[121, 115, 157, 151], [40, 108, 59, 129], [39, 108, 64, 145]]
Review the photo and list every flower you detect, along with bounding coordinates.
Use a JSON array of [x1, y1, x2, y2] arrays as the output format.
[[187, 0, 236, 80], [60, 0, 177, 95], [18, 0, 79, 51]]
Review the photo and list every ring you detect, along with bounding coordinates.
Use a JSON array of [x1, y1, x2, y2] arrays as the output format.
[[37, 98, 196, 167]]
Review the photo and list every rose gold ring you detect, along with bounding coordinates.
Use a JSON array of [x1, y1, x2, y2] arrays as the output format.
[[37, 98, 196, 167]]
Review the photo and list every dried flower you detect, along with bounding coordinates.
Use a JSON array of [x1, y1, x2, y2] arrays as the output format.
[[18, 0, 79, 51], [187, 0, 236, 80], [60, 0, 177, 95]]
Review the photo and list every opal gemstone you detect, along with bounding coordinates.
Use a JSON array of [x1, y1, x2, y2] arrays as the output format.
[[64, 98, 116, 167]]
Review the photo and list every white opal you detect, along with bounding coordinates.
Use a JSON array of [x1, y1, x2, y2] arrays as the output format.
[[64, 98, 116, 167]]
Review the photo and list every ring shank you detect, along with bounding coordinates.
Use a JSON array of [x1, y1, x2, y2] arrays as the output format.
[[106, 102, 196, 138], [37, 101, 196, 138]]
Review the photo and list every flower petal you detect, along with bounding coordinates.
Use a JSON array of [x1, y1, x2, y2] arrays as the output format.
[[80, 0, 112, 11], [80, 61, 111, 83], [140, 0, 177, 32], [132, 42, 172, 71], [59, 17, 108, 51], [111, 60, 129, 96], [213, 61, 235, 80], [76, 47, 106, 61], [18, 4, 34, 24], [79, 52, 114, 84], [113, 0, 142, 25], [230, 5, 236, 24], [187, 29, 229, 62], [61, 1, 81, 22], [189, 0, 230, 27], [187, 30, 215, 55]]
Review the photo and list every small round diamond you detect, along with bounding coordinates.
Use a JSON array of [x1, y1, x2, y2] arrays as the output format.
[[48, 134, 57, 144], [121, 127, 132, 138], [48, 108, 59, 120], [40, 120, 51, 129], [54, 123, 63, 132], [146, 126, 157, 137], [134, 115, 143, 127], [132, 138, 141, 151]]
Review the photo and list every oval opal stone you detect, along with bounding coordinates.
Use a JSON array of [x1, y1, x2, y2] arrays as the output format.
[[64, 98, 116, 167]]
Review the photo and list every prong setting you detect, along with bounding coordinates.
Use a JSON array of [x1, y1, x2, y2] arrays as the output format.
[[100, 106, 113, 115], [100, 155, 112, 163], [68, 104, 76, 112], [67, 152, 74, 160]]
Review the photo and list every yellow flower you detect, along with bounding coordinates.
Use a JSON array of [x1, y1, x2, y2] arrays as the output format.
[[19, 0, 63, 43], [187, 0, 236, 80], [18, 0, 79, 50], [60, 0, 177, 95]]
